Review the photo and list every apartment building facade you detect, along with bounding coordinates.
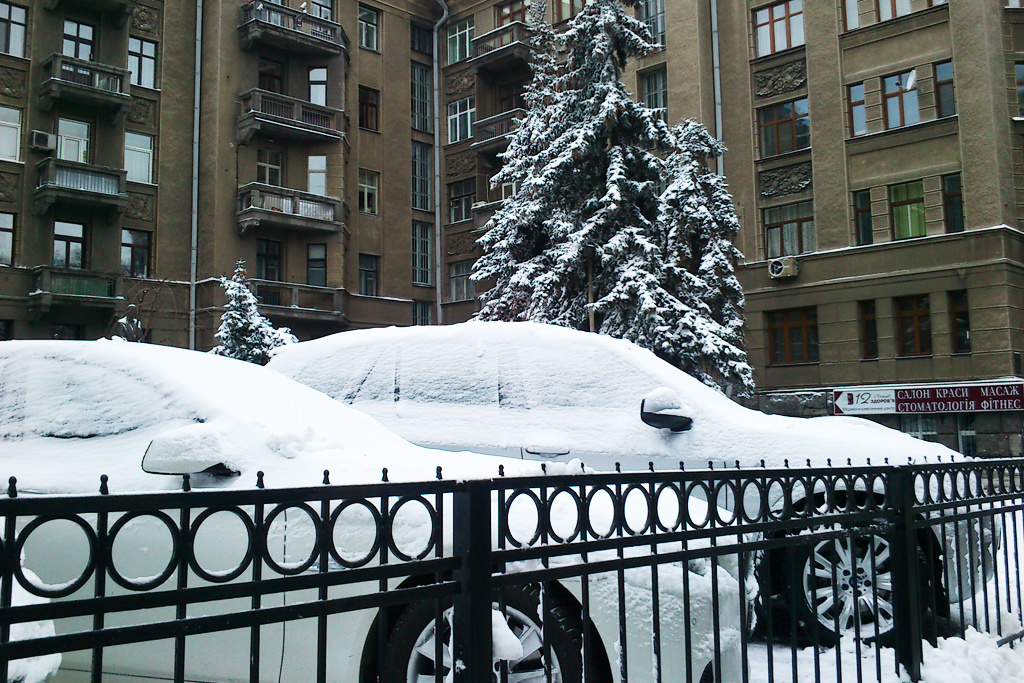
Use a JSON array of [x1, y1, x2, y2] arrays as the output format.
[[1, 0, 1023, 454]]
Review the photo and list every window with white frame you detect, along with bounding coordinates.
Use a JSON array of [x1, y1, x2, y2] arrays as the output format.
[[449, 260, 474, 301], [411, 141, 432, 211], [124, 132, 154, 183], [412, 220, 433, 285], [0, 212, 12, 267], [257, 148, 283, 186], [642, 68, 668, 119], [447, 18, 474, 65], [308, 155, 327, 196], [311, 0, 332, 20], [447, 97, 475, 143], [413, 300, 433, 325], [0, 106, 19, 161], [358, 169, 379, 215], [0, 2, 25, 58], [639, 0, 665, 46], [449, 179, 475, 223], [58, 118, 89, 164], [358, 5, 379, 51], [309, 67, 328, 106], [411, 62, 433, 132]]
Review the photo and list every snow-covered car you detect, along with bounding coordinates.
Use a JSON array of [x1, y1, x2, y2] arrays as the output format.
[[269, 320, 991, 644], [0, 340, 741, 683]]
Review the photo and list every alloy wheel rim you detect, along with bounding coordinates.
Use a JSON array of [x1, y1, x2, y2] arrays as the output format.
[[802, 534, 895, 636]]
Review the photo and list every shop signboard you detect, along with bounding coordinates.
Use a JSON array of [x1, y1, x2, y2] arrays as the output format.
[[832, 382, 1024, 415]]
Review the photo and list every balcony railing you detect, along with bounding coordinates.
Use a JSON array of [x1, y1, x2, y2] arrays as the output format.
[[249, 279, 341, 316], [39, 54, 131, 117], [238, 89, 343, 143], [471, 22, 533, 73], [31, 266, 119, 300], [474, 109, 525, 144], [34, 158, 128, 215], [239, 1, 346, 56], [237, 182, 343, 233]]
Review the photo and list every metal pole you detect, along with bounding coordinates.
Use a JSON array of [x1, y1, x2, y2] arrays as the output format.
[[452, 481, 492, 683], [888, 466, 924, 681]]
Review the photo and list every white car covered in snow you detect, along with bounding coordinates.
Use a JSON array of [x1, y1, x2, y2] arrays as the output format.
[[269, 321, 988, 645], [0, 340, 740, 683]]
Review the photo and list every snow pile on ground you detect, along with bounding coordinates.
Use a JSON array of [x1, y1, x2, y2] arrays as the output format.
[[919, 628, 1024, 682], [9, 567, 61, 683]]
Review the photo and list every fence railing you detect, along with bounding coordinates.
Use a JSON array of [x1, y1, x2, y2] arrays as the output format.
[[239, 1, 345, 50], [31, 266, 118, 298], [237, 182, 339, 222], [249, 279, 339, 311], [41, 53, 130, 94], [239, 89, 340, 132], [474, 108, 525, 144], [36, 158, 127, 197], [2, 459, 1022, 683], [472, 21, 533, 58]]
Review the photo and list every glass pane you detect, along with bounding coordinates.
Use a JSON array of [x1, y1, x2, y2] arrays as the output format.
[[756, 25, 770, 57], [789, 326, 804, 361], [903, 90, 919, 125], [782, 221, 798, 255], [766, 225, 781, 258], [0, 228, 10, 266], [852, 104, 866, 136], [801, 219, 815, 252], [770, 328, 785, 364], [790, 13, 803, 47]]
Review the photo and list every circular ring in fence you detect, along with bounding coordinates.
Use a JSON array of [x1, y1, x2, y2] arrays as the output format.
[[585, 485, 618, 539], [621, 484, 651, 536], [328, 499, 381, 568], [867, 473, 888, 508], [969, 469, 983, 499], [106, 510, 179, 591], [738, 479, 764, 523], [547, 487, 582, 543], [389, 496, 438, 562], [940, 471, 955, 502], [683, 481, 712, 528], [852, 475, 874, 510], [188, 507, 255, 583], [15, 515, 97, 598], [810, 477, 830, 514], [789, 478, 810, 518], [505, 489, 543, 548], [654, 482, 683, 532], [262, 503, 321, 576], [955, 470, 969, 500], [766, 479, 788, 520], [712, 479, 739, 526], [839, 475, 857, 512]]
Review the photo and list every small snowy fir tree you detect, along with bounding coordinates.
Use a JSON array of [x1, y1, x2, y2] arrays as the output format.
[[474, 0, 753, 397], [211, 261, 297, 365]]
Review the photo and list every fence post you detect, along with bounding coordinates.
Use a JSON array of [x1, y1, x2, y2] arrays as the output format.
[[452, 480, 492, 683], [888, 465, 923, 681]]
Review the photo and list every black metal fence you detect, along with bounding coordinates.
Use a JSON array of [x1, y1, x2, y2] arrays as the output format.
[[1, 458, 1023, 683]]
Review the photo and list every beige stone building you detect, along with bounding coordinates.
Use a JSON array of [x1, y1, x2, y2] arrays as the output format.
[[1, 0, 1023, 454]]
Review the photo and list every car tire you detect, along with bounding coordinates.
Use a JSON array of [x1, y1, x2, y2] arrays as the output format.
[[380, 585, 589, 683]]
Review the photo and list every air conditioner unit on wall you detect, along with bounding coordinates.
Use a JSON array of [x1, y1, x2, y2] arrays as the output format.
[[768, 256, 799, 279], [29, 130, 56, 152]]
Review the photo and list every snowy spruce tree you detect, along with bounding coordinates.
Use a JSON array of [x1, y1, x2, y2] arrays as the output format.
[[210, 261, 297, 365], [473, 0, 753, 397]]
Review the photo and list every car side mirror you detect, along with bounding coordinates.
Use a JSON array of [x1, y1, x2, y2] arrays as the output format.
[[141, 423, 240, 477], [640, 387, 693, 432]]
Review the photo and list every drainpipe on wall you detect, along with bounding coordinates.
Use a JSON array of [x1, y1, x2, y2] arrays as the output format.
[[432, 0, 449, 325], [188, 0, 204, 349], [710, 0, 724, 176]]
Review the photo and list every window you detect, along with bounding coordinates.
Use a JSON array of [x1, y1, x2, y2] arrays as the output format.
[[450, 260, 474, 301], [259, 59, 284, 93], [412, 221, 433, 285], [0, 2, 26, 58], [447, 97, 475, 143], [63, 20, 94, 60], [0, 106, 19, 161], [411, 24, 433, 55], [257, 239, 282, 281], [878, 0, 911, 21], [412, 142, 432, 211], [854, 189, 873, 245], [358, 169, 379, 215], [0, 212, 12, 266], [358, 5, 379, 51], [883, 71, 920, 129], [848, 83, 866, 136], [411, 62, 433, 132], [764, 201, 814, 258], [257, 148, 283, 186], [943, 173, 963, 233], [642, 68, 668, 120], [498, 83, 525, 113], [900, 415, 938, 442], [895, 294, 931, 356], [754, 1, 804, 57], [413, 301, 433, 325], [311, 0, 332, 20], [309, 67, 328, 106], [53, 221, 85, 270], [859, 300, 878, 359], [758, 98, 809, 157], [767, 307, 818, 365], [1017, 63, 1024, 117], [844, 0, 859, 30], [555, 0, 586, 22], [128, 37, 157, 89], [359, 87, 380, 131], [308, 155, 327, 196], [57, 119, 89, 164], [956, 414, 976, 457], [359, 254, 379, 296], [950, 290, 970, 354], [307, 244, 326, 287], [935, 61, 955, 118], [447, 18, 474, 64], [890, 181, 925, 239], [121, 229, 150, 278], [640, 0, 666, 46], [124, 132, 154, 184], [449, 179, 475, 223], [497, 0, 527, 25]]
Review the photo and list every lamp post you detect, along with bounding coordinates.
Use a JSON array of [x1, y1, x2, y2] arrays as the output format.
[[583, 243, 596, 333]]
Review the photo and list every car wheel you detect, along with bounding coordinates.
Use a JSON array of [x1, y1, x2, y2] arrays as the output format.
[[380, 585, 587, 683]]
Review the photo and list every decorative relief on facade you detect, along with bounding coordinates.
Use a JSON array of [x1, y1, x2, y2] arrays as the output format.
[[754, 61, 807, 98], [445, 71, 475, 97], [446, 231, 478, 256], [127, 99, 157, 127], [0, 172, 18, 203], [446, 151, 476, 177], [759, 162, 812, 197], [132, 5, 160, 34], [127, 193, 155, 221], [0, 67, 25, 98]]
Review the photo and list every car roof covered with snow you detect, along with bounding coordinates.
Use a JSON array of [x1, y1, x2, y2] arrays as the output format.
[[268, 321, 960, 471], [0, 339, 569, 494]]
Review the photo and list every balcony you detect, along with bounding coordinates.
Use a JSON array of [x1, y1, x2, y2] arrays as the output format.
[[28, 266, 121, 316], [237, 89, 344, 144], [237, 183, 344, 234], [239, 1, 346, 56], [470, 22, 533, 75], [472, 109, 524, 155], [41, 0, 134, 26], [250, 279, 343, 322], [34, 158, 128, 216], [38, 54, 131, 121]]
